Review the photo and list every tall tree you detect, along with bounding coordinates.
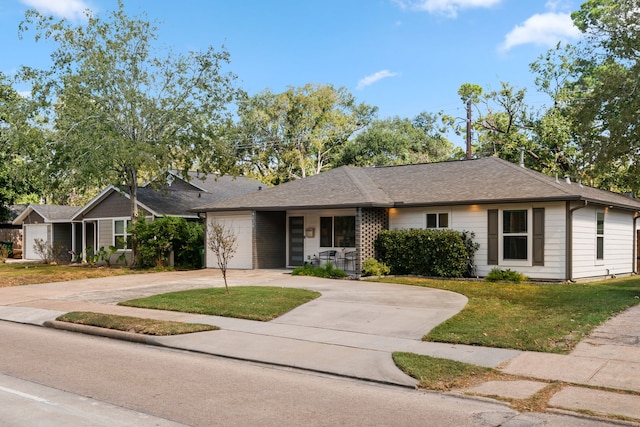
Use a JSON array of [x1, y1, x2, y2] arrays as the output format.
[[18, 1, 242, 222], [451, 81, 580, 176], [564, 0, 640, 193], [0, 72, 47, 220], [336, 112, 455, 167], [233, 84, 377, 184]]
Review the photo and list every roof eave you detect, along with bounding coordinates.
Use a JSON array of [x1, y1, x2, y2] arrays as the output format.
[[192, 201, 394, 213]]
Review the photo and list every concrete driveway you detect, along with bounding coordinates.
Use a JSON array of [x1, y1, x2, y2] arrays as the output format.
[[0, 269, 520, 386]]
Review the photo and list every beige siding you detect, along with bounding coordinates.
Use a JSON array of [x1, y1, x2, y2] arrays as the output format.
[[573, 207, 634, 279], [389, 202, 567, 280], [97, 220, 113, 249], [206, 212, 253, 269]]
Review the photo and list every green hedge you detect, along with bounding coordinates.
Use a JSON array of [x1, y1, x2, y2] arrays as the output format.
[[375, 229, 477, 278]]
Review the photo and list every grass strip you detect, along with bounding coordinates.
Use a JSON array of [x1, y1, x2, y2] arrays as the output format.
[[119, 286, 321, 321], [56, 311, 218, 335], [393, 352, 501, 391], [375, 276, 640, 353]]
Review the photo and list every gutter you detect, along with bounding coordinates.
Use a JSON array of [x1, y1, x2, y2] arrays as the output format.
[[566, 200, 588, 282]]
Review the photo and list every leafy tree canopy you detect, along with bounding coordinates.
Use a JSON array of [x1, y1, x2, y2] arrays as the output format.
[[0, 72, 49, 220], [232, 83, 377, 184], [552, 0, 640, 193], [336, 112, 455, 167], [18, 0, 243, 219]]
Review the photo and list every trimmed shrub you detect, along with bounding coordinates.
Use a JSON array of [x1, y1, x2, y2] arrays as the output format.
[[292, 262, 348, 279], [375, 229, 478, 278], [485, 268, 528, 283], [362, 258, 390, 277]]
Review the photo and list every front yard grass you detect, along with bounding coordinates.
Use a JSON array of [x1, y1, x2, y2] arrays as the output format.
[[392, 352, 499, 391], [374, 276, 640, 353], [119, 286, 321, 321], [0, 263, 143, 287], [56, 311, 218, 335]]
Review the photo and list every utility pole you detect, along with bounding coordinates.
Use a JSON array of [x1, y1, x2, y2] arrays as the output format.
[[466, 99, 472, 160]]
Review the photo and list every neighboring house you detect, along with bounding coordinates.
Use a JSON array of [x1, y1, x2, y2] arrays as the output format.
[[13, 171, 264, 263], [193, 157, 640, 281], [12, 204, 82, 261], [70, 171, 264, 264]]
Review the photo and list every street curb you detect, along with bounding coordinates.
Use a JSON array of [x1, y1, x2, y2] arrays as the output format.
[[42, 319, 418, 390], [43, 320, 161, 345]]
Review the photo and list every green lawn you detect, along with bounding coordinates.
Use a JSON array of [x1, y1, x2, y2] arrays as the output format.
[[374, 276, 640, 353], [119, 286, 321, 321]]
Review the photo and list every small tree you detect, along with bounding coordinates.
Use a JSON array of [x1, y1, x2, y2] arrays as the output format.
[[206, 221, 237, 294]]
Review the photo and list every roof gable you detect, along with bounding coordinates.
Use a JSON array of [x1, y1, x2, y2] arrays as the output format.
[[13, 204, 82, 224]]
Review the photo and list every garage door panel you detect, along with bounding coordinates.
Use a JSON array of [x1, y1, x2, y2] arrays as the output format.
[[24, 225, 49, 260], [207, 214, 253, 269]]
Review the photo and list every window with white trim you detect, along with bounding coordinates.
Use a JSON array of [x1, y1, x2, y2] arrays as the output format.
[[114, 219, 132, 250], [426, 212, 449, 229], [596, 211, 604, 260], [503, 210, 527, 260]]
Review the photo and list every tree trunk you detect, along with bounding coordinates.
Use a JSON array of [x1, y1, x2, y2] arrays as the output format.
[[128, 167, 138, 266]]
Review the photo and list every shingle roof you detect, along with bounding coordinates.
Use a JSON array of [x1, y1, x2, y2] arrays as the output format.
[[192, 157, 640, 212], [14, 204, 82, 224], [136, 188, 221, 217]]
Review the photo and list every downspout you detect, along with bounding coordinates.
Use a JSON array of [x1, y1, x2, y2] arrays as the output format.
[[566, 200, 588, 282], [634, 213, 640, 274]]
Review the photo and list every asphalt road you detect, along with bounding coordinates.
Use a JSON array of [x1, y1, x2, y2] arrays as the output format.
[[0, 321, 615, 426]]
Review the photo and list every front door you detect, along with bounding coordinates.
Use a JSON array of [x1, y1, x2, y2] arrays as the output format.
[[288, 216, 305, 266]]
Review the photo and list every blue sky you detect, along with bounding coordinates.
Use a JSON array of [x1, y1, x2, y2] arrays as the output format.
[[1, 0, 583, 146]]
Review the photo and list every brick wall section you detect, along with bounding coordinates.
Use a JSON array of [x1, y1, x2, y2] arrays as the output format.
[[356, 208, 389, 274], [253, 211, 286, 268]]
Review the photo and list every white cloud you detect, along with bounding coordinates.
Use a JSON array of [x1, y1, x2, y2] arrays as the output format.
[[357, 70, 399, 90], [394, 0, 502, 18], [21, 0, 91, 21], [499, 12, 582, 52]]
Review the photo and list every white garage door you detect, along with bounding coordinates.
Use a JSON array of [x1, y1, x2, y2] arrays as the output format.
[[24, 224, 49, 260], [206, 213, 253, 269]]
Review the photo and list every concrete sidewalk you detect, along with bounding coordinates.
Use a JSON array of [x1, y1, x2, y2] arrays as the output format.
[[1, 269, 639, 424]]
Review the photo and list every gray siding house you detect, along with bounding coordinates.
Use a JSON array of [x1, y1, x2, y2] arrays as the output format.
[[13, 205, 83, 260], [15, 171, 264, 263], [193, 157, 640, 281]]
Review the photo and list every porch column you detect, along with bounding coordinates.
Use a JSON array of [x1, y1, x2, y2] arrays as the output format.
[[81, 221, 87, 263]]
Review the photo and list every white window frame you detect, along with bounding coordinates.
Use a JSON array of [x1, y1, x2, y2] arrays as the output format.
[[499, 208, 532, 266], [425, 211, 450, 229], [113, 218, 132, 250]]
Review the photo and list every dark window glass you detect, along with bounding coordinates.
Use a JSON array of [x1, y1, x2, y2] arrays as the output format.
[[596, 212, 604, 235], [320, 217, 332, 247], [426, 213, 437, 228], [503, 210, 527, 233], [596, 236, 604, 260], [439, 213, 449, 228], [503, 210, 527, 260], [334, 216, 355, 247], [504, 236, 528, 260], [426, 213, 448, 228]]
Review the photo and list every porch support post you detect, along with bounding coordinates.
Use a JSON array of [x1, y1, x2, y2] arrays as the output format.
[[81, 221, 87, 263]]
